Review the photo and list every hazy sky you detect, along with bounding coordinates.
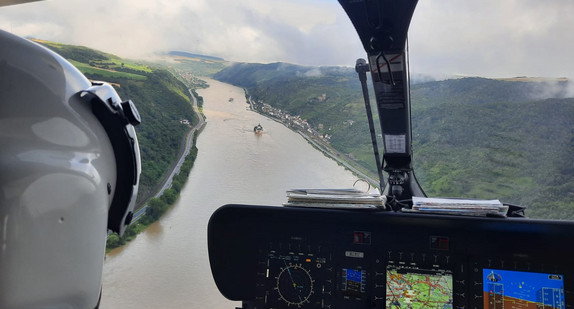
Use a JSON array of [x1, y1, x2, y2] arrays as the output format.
[[1, 0, 573, 79]]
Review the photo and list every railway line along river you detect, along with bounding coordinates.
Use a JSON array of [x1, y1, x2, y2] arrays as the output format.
[[101, 78, 359, 308]]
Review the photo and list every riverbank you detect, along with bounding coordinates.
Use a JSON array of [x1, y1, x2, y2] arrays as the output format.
[[134, 89, 206, 212], [106, 132, 199, 252], [296, 130, 379, 186], [106, 88, 205, 252], [245, 92, 380, 188]]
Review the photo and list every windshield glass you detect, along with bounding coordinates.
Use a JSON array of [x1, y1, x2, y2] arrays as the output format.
[[1, 1, 573, 308]]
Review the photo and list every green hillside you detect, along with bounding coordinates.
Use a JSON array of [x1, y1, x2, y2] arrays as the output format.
[[36, 40, 198, 205], [214, 63, 574, 220], [411, 80, 574, 219], [159, 51, 227, 78]]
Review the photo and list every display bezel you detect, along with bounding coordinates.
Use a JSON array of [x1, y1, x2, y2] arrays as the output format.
[[385, 264, 454, 309], [482, 268, 565, 309]]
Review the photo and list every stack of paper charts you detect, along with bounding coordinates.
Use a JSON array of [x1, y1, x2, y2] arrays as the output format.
[[406, 197, 509, 217], [284, 188, 386, 210]]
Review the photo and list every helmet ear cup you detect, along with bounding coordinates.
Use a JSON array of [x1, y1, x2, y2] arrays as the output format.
[[80, 85, 141, 235]]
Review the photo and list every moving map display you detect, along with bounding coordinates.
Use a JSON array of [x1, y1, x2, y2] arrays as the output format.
[[483, 269, 565, 309], [386, 265, 453, 309]]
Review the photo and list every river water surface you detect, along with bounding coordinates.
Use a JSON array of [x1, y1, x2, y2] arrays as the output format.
[[101, 78, 359, 308]]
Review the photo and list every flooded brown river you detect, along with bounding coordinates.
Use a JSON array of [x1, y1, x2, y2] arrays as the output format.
[[101, 78, 359, 308]]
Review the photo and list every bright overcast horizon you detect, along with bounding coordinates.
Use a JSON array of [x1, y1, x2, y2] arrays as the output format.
[[1, 0, 573, 79]]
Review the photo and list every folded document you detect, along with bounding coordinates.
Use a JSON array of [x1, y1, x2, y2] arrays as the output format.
[[284, 188, 386, 210], [407, 197, 508, 217]]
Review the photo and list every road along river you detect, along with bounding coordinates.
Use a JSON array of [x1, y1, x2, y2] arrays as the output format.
[[101, 78, 359, 308]]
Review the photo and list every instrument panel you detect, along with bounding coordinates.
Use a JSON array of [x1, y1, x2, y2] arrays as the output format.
[[208, 204, 574, 309]]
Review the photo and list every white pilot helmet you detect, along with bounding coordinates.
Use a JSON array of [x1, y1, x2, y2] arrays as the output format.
[[0, 29, 141, 308]]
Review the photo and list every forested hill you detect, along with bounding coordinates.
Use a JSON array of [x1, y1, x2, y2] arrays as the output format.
[[214, 62, 574, 220], [36, 40, 198, 205]]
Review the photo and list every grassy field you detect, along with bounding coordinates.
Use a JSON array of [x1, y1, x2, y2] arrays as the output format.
[[68, 60, 147, 81], [33, 39, 151, 80]]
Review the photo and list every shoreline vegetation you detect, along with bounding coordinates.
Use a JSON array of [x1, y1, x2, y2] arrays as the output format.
[[106, 131, 200, 252], [105, 86, 206, 252], [248, 96, 379, 188], [244, 91, 380, 188]]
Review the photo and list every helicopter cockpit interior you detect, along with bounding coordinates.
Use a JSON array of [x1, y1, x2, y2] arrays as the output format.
[[208, 1, 574, 308], [1, 0, 572, 308]]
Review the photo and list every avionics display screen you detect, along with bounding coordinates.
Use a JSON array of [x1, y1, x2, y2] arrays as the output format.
[[341, 268, 366, 296], [386, 265, 453, 309], [483, 269, 565, 309]]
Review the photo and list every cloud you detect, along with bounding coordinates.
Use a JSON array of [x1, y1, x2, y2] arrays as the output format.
[[1, 0, 573, 79], [0, 0, 361, 65], [408, 0, 574, 79], [527, 80, 574, 100], [301, 67, 322, 77]]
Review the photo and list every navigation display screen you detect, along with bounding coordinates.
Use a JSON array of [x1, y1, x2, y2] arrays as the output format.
[[483, 269, 565, 309], [386, 265, 453, 309]]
